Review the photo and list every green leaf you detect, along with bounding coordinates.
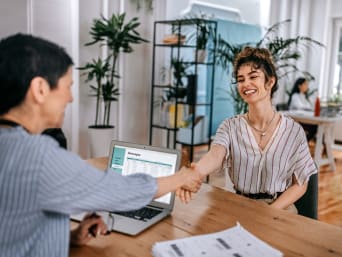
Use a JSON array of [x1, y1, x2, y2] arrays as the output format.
[[81, 12, 148, 126]]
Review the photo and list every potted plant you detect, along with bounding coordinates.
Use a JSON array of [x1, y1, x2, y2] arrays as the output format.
[[215, 19, 324, 114], [195, 20, 213, 62], [183, 17, 215, 63], [80, 13, 148, 156]]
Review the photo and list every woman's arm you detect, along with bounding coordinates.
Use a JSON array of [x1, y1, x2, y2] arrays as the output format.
[[270, 174, 308, 210], [192, 144, 227, 176], [176, 144, 227, 203], [154, 166, 202, 198]]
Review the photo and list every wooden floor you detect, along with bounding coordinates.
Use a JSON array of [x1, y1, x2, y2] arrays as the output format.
[[183, 145, 342, 227], [318, 150, 342, 226]]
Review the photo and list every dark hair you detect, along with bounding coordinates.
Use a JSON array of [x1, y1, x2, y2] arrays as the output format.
[[0, 33, 73, 115], [233, 46, 278, 98], [287, 77, 307, 106]]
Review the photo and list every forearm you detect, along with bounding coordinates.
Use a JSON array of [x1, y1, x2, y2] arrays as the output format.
[[195, 145, 226, 176], [155, 172, 188, 198], [270, 182, 307, 210]]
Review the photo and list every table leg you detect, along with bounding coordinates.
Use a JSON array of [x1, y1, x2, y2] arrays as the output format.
[[314, 125, 324, 168], [323, 124, 336, 171]]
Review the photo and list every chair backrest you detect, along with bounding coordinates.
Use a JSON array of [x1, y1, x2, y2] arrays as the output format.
[[294, 173, 318, 219], [276, 103, 289, 111], [42, 128, 67, 149]]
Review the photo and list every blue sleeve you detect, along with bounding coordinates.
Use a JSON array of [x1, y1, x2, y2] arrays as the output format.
[[37, 141, 157, 214]]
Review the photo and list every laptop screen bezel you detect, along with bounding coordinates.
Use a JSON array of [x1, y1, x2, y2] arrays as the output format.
[[107, 140, 181, 210]]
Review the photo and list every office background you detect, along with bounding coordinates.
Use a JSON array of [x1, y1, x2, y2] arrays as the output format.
[[0, 0, 342, 158]]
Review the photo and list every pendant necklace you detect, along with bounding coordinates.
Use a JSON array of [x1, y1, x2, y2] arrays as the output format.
[[246, 111, 276, 138]]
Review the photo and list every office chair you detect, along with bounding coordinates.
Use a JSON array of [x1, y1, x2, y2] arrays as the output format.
[[42, 128, 67, 149], [294, 173, 318, 219], [275, 103, 289, 111]]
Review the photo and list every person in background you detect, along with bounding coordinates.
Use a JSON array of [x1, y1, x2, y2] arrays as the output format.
[[288, 77, 313, 111], [288, 77, 317, 141], [0, 33, 201, 257], [177, 47, 317, 213]]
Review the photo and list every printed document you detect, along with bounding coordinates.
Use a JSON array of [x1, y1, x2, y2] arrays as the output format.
[[152, 223, 283, 257]]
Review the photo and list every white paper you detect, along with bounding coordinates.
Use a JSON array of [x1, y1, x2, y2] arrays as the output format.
[[152, 223, 283, 257]]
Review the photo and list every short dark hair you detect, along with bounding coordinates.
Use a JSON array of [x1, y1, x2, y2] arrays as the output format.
[[0, 33, 73, 115], [233, 46, 278, 98]]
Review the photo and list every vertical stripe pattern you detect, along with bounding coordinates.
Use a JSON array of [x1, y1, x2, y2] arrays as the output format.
[[213, 114, 317, 195], [0, 127, 157, 257]]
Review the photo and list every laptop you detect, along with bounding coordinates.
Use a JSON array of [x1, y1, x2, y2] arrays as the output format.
[[105, 140, 180, 235]]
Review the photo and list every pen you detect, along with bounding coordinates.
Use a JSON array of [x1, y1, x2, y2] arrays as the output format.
[[88, 212, 100, 237]]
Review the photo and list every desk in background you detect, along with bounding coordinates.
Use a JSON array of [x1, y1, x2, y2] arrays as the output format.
[[69, 157, 342, 257], [283, 111, 342, 171]]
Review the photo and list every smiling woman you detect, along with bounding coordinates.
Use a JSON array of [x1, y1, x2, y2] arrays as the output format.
[[177, 46, 317, 217]]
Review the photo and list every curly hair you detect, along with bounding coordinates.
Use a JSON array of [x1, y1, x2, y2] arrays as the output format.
[[233, 46, 278, 98]]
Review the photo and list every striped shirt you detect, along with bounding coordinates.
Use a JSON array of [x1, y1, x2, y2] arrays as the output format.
[[0, 127, 157, 257], [213, 113, 317, 195]]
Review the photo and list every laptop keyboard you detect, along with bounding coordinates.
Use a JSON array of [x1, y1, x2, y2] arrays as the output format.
[[113, 207, 162, 222]]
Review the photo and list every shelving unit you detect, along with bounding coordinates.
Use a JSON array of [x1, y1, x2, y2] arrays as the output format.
[[149, 18, 217, 163]]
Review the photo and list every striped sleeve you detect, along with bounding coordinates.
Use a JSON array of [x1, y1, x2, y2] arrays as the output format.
[[212, 118, 231, 154], [292, 125, 317, 185], [38, 140, 157, 214]]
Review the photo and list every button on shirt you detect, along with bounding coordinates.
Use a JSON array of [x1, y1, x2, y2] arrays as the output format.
[[212, 114, 317, 195], [0, 127, 157, 257]]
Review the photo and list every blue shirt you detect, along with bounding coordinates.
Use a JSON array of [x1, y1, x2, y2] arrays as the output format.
[[0, 127, 157, 257]]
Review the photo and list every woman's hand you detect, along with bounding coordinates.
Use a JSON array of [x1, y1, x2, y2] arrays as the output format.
[[70, 213, 108, 246], [176, 187, 194, 204], [178, 164, 203, 193]]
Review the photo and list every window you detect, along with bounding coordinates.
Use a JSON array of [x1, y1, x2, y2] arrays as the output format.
[[333, 29, 342, 95]]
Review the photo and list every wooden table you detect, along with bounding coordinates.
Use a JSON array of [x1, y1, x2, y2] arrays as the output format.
[[283, 111, 342, 171], [69, 157, 342, 257]]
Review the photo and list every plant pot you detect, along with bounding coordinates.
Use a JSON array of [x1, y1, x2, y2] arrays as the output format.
[[88, 125, 115, 158], [196, 49, 207, 63]]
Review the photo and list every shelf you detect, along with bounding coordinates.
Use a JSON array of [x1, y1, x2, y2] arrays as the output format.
[[176, 101, 211, 106], [181, 61, 215, 65], [152, 84, 172, 88], [154, 43, 196, 48], [151, 124, 179, 131], [155, 18, 217, 26], [150, 18, 217, 161]]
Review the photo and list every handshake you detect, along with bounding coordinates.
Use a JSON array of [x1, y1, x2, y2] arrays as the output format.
[[176, 163, 204, 204]]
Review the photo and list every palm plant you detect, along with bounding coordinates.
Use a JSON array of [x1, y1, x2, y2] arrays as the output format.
[[215, 19, 324, 114], [171, 57, 191, 87], [80, 13, 148, 127], [78, 58, 113, 127]]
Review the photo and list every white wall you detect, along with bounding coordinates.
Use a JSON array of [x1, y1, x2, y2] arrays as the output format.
[[165, 0, 263, 25], [0, 0, 27, 38], [77, 1, 167, 157], [0, 0, 80, 153], [30, 0, 79, 153], [5, 0, 342, 153]]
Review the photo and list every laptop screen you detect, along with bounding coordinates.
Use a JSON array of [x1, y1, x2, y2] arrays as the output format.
[[109, 143, 178, 205]]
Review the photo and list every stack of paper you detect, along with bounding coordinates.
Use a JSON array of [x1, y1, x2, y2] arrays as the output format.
[[152, 223, 283, 257]]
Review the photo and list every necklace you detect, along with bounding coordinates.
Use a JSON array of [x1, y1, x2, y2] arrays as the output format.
[[246, 111, 276, 137]]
